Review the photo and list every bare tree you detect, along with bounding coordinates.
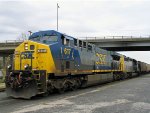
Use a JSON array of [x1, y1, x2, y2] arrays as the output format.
[[17, 33, 29, 40]]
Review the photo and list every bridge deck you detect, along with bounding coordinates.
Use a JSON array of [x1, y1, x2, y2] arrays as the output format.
[[81, 37, 150, 51]]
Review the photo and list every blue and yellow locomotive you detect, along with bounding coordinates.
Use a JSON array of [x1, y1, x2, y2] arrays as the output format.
[[5, 30, 149, 99]]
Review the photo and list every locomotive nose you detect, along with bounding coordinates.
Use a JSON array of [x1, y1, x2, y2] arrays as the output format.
[[14, 40, 56, 72]]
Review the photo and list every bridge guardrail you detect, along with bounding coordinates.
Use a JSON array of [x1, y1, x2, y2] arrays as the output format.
[[0, 36, 150, 44], [0, 40, 24, 47], [0, 40, 24, 43], [79, 36, 150, 40]]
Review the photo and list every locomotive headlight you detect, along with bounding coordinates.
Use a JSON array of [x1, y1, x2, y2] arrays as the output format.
[[24, 64, 29, 70], [25, 47, 28, 50], [24, 43, 28, 50], [7, 64, 12, 70], [25, 43, 28, 46]]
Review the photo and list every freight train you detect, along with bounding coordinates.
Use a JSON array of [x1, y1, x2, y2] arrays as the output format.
[[5, 30, 150, 99]]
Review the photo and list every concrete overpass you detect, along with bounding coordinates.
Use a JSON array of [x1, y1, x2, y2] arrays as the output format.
[[0, 40, 23, 55], [82, 36, 150, 51], [0, 40, 23, 67], [0, 36, 150, 55]]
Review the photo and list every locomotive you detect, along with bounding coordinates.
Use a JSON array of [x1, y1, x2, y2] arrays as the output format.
[[5, 30, 150, 99]]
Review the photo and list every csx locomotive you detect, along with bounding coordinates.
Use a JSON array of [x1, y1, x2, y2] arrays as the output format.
[[5, 30, 150, 99]]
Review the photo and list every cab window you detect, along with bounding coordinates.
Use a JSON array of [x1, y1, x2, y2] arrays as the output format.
[[31, 36, 40, 42], [66, 39, 70, 46], [74, 39, 77, 46], [31, 35, 58, 44], [83, 42, 86, 48], [61, 36, 65, 45], [61, 36, 70, 46], [41, 35, 58, 44], [88, 44, 92, 51], [79, 40, 82, 47]]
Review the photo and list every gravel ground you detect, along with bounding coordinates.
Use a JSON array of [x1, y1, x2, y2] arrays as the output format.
[[0, 74, 150, 113]]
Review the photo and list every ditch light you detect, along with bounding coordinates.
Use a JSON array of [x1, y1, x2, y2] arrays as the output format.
[[24, 43, 28, 50]]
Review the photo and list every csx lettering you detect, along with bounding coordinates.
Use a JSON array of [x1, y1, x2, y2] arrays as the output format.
[[64, 48, 71, 55], [96, 61, 106, 65], [96, 53, 106, 65]]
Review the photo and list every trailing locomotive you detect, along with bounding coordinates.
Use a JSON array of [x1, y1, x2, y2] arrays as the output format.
[[5, 30, 150, 99]]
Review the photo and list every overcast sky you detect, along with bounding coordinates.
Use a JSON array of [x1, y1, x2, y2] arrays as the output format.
[[0, 0, 150, 63]]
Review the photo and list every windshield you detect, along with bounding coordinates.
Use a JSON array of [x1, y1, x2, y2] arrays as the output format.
[[31, 35, 58, 44]]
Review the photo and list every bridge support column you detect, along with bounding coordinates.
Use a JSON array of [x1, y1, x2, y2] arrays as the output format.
[[2, 56, 6, 68]]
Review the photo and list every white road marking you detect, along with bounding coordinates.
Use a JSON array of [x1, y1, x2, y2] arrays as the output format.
[[11, 100, 74, 113], [124, 94, 135, 97], [74, 99, 131, 113], [64, 83, 117, 100], [132, 102, 150, 110], [11, 99, 131, 113]]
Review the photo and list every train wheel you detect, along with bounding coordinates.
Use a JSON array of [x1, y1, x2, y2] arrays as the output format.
[[47, 84, 53, 94], [120, 73, 125, 80], [57, 87, 65, 94], [42, 91, 50, 97], [76, 79, 81, 88], [117, 74, 121, 80], [70, 84, 78, 91], [113, 74, 118, 81], [57, 82, 68, 94], [69, 79, 78, 91]]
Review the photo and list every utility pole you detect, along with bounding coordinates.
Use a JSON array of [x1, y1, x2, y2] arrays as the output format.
[[57, 3, 60, 31]]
